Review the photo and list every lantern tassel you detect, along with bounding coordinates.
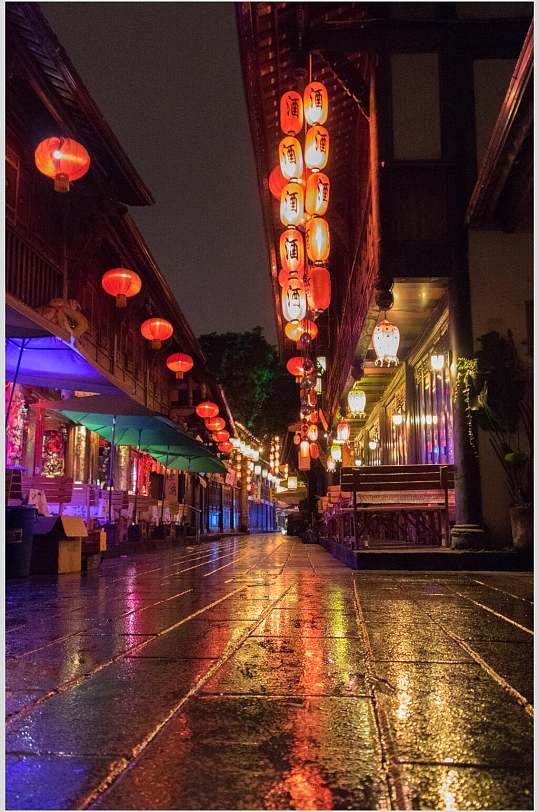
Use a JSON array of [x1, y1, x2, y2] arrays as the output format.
[[54, 173, 70, 193]]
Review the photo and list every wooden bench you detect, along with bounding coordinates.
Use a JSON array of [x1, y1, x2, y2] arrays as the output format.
[[22, 476, 74, 515], [335, 464, 455, 548], [128, 493, 159, 522]]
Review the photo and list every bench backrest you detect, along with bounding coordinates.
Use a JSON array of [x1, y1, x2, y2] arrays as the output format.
[[22, 476, 74, 503], [340, 465, 455, 493]]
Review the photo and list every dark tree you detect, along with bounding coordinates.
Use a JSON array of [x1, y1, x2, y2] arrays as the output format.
[[199, 327, 297, 440]]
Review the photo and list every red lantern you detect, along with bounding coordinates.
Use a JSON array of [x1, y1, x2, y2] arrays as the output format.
[[306, 217, 330, 262], [304, 82, 329, 126], [305, 172, 330, 216], [293, 432, 301, 445], [166, 353, 193, 379], [279, 228, 304, 275], [336, 420, 350, 443], [310, 442, 319, 459], [269, 165, 288, 200], [281, 277, 307, 322], [284, 319, 318, 347], [305, 126, 329, 170], [278, 268, 293, 288], [218, 441, 233, 454], [140, 318, 173, 349], [212, 430, 230, 443], [299, 320, 318, 346], [284, 320, 302, 343], [280, 182, 304, 227], [280, 91, 303, 134], [196, 401, 219, 419], [101, 268, 142, 308], [307, 266, 331, 312], [205, 416, 225, 432], [35, 137, 90, 192], [287, 356, 314, 380]]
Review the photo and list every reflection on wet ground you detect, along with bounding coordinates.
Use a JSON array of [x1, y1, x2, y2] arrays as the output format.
[[5, 535, 533, 810]]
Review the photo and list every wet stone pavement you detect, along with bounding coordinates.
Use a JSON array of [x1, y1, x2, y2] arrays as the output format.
[[5, 534, 533, 810]]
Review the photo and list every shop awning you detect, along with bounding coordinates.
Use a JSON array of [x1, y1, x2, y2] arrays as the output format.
[[6, 336, 124, 396]]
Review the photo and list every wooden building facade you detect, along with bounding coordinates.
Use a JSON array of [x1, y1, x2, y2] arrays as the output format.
[[237, 2, 532, 547], [6, 3, 277, 540]]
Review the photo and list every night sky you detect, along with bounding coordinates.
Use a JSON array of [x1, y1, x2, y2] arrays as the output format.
[[42, 2, 277, 343]]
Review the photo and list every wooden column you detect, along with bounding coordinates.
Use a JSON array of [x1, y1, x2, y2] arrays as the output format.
[[238, 456, 249, 533], [441, 42, 486, 549], [219, 482, 224, 532], [404, 362, 418, 464]]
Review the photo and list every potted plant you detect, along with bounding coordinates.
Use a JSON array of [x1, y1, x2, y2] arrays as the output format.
[[473, 331, 532, 550]]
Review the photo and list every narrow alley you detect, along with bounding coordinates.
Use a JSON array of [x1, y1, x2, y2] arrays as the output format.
[[6, 535, 533, 810]]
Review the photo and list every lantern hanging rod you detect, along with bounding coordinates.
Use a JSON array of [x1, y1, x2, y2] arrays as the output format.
[[313, 51, 369, 120]]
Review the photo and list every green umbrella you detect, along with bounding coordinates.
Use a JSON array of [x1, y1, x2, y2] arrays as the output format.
[[151, 449, 227, 474], [41, 395, 202, 452], [39, 395, 224, 519]]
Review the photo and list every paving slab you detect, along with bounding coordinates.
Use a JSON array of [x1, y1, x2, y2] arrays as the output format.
[[92, 696, 388, 810], [5, 535, 533, 810]]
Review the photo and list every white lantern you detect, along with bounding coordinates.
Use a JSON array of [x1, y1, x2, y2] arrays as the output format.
[[354, 458, 363, 467], [305, 172, 330, 216], [281, 278, 307, 322], [431, 354, 445, 370], [368, 439, 378, 450], [373, 319, 400, 366], [304, 82, 329, 126], [327, 457, 336, 472], [392, 413, 404, 426], [254, 464, 262, 475], [305, 126, 329, 170], [279, 136, 303, 181], [330, 444, 342, 462], [280, 182, 304, 227], [287, 475, 298, 490], [348, 386, 366, 418]]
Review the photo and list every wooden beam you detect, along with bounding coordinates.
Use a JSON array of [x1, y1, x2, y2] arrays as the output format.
[[306, 16, 531, 58], [466, 22, 533, 229], [317, 52, 369, 119]]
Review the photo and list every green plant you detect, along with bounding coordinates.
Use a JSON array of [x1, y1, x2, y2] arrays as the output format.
[[455, 356, 479, 457], [474, 331, 532, 506]]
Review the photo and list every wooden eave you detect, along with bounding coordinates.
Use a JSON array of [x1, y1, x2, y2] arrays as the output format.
[[236, 2, 369, 358], [305, 14, 531, 57], [466, 21, 533, 230], [6, 2, 154, 207]]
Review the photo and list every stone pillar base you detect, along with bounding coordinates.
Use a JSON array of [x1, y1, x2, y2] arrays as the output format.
[[451, 524, 487, 550]]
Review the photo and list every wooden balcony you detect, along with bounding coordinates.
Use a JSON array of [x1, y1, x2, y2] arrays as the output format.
[[6, 224, 63, 309]]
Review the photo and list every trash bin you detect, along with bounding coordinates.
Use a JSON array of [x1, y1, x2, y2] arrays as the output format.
[[6, 506, 37, 578], [104, 522, 118, 548], [31, 515, 87, 575], [127, 523, 141, 543]]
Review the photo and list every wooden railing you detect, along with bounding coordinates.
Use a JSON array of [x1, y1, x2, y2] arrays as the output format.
[[6, 225, 63, 308]]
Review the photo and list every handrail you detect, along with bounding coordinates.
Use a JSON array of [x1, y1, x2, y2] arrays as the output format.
[[6, 225, 63, 308]]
